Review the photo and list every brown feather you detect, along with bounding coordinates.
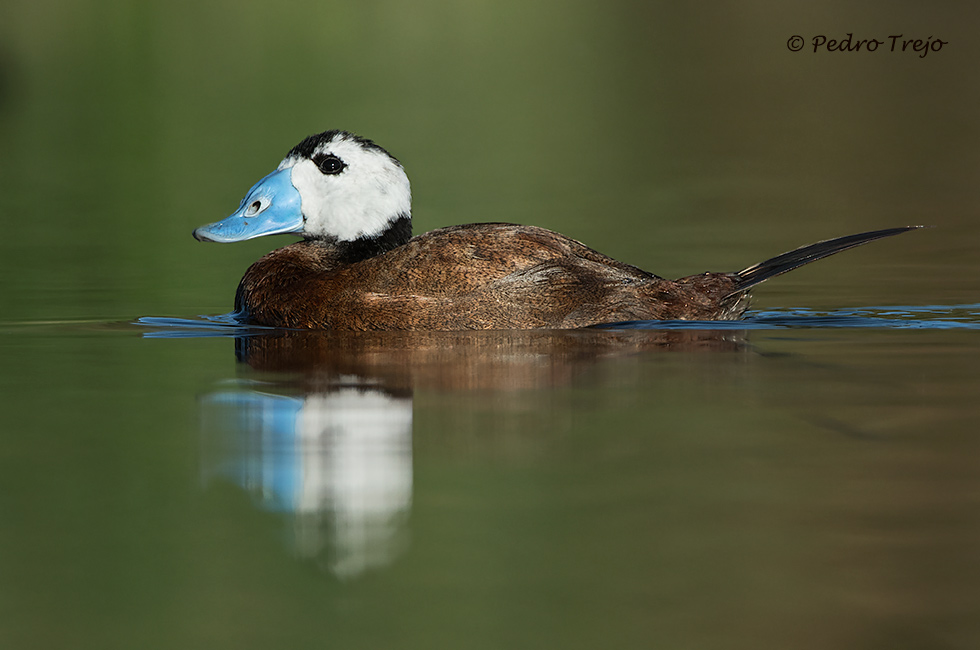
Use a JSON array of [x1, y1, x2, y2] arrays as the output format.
[[232, 223, 917, 331]]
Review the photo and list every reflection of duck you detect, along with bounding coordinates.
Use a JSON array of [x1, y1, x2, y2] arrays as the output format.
[[194, 130, 919, 330], [200, 386, 413, 579], [235, 328, 747, 392]]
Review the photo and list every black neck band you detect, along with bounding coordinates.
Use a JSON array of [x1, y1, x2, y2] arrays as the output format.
[[313, 213, 413, 264]]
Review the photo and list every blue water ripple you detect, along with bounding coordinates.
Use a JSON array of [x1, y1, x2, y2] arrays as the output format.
[[601, 304, 980, 331], [136, 304, 980, 337]]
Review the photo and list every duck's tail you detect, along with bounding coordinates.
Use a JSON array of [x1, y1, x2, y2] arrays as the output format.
[[725, 226, 925, 298]]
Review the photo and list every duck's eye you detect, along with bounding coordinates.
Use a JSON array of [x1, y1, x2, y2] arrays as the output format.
[[314, 154, 346, 175]]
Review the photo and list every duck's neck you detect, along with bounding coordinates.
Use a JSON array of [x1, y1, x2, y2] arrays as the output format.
[[324, 213, 412, 265]]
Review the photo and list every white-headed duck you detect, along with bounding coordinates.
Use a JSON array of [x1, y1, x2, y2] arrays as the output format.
[[193, 130, 919, 330]]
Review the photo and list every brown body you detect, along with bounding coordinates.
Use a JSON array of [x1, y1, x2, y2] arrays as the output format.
[[234, 223, 747, 330]]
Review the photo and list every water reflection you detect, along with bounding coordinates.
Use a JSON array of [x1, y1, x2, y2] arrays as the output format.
[[200, 385, 412, 578], [155, 305, 980, 579], [232, 328, 747, 390], [196, 327, 746, 577]]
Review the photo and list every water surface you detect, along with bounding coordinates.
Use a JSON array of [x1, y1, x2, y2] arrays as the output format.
[[2, 312, 979, 649]]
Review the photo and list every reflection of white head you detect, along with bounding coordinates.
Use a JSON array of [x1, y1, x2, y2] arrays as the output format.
[[280, 131, 412, 242], [200, 384, 413, 579], [296, 387, 413, 578]]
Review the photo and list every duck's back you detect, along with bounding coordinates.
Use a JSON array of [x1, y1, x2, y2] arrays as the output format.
[[235, 223, 743, 330]]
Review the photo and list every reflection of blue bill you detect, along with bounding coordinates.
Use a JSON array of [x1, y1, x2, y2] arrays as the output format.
[[199, 387, 413, 577], [202, 391, 306, 512]]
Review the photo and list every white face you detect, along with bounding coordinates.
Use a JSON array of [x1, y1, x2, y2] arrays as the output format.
[[279, 134, 412, 242]]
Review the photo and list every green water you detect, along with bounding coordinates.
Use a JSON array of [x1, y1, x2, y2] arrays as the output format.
[[2, 2, 979, 649]]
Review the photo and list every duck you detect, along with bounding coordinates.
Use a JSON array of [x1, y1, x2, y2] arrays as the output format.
[[193, 130, 920, 331]]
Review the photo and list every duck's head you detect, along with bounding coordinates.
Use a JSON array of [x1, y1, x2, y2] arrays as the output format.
[[193, 130, 412, 255]]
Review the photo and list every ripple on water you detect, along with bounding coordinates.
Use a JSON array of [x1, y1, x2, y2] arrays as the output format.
[[131, 304, 980, 338], [136, 314, 275, 338], [601, 305, 980, 330]]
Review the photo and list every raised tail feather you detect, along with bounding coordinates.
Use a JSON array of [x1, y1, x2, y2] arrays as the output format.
[[725, 226, 924, 299]]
